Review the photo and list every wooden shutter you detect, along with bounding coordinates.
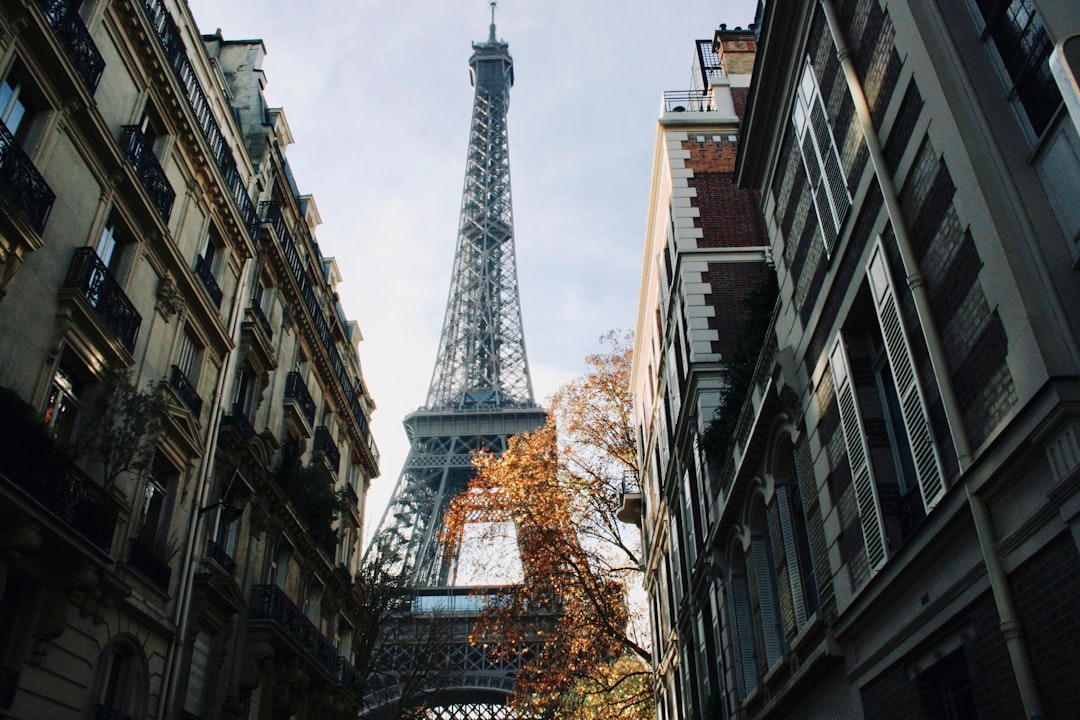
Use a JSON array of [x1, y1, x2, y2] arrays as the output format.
[[750, 538, 785, 668], [830, 336, 889, 573], [775, 486, 808, 630], [724, 576, 758, 699], [866, 240, 947, 512]]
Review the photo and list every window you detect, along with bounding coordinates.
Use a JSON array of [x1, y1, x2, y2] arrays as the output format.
[[195, 225, 225, 307], [302, 581, 321, 624], [829, 240, 945, 574], [198, 226, 223, 275], [96, 640, 145, 719], [94, 216, 134, 277], [235, 369, 257, 421], [136, 109, 160, 154], [974, 0, 1080, 253], [0, 74, 30, 139], [975, 0, 1061, 137], [136, 457, 175, 551], [268, 542, 291, 588], [917, 650, 978, 720], [175, 328, 199, 384], [42, 360, 86, 446], [792, 58, 851, 256]]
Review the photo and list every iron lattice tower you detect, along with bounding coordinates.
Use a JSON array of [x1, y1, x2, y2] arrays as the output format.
[[370, 13, 546, 590]]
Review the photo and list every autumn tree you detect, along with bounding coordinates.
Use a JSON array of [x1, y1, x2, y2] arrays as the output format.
[[443, 331, 653, 718]]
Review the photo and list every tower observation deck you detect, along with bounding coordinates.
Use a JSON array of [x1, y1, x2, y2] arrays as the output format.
[[362, 9, 547, 718]]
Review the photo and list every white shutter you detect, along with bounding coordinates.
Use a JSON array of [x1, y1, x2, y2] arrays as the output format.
[[775, 486, 808, 629], [725, 577, 758, 699], [866, 240, 947, 512], [829, 336, 889, 573], [750, 539, 785, 668]]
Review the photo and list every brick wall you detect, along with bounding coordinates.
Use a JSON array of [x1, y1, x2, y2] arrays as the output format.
[[701, 262, 770, 357], [1011, 532, 1080, 716]]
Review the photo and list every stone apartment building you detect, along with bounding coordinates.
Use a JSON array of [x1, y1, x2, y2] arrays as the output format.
[[0, 1, 379, 718], [634, 1, 1080, 718]]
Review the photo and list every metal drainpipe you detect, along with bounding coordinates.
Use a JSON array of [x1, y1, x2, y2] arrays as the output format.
[[157, 253, 253, 720], [817, 2, 1044, 717]]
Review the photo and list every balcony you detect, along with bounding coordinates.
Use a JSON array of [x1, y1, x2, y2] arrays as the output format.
[[0, 397, 119, 552], [38, 0, 105, 93], [284, 371, 316, 430], [138, 0, 257, 236], [313, 426, 340, 474], [223, 402, 256, 439], [337, 658, 364, 697], [193, 254, 223, 308], [206, 539, 237, 575], [169, 365, 202, 419], [0, 121, 55, 235], [119, 125, 174, 222], [249, 302, 273, 339], [128, 538, 171, 590], [62, 248, 142, 354], [663, 89, 714, 113], [249, 585, 341, 680]]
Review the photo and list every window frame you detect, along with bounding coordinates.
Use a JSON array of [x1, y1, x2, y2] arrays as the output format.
[[791, 57, 852, 257]]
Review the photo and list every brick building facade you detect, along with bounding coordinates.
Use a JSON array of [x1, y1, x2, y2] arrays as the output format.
[[634, 0, 1080, 718], [631, 29, 772, 720]]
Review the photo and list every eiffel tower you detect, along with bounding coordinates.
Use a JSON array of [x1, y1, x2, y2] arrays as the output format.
[[362, 6, 547, 717]]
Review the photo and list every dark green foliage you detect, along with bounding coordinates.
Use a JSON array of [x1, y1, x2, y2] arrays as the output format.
[[700, 273, 779, 461], [66, 367, 166, 487], [276, 437, 349, 553]]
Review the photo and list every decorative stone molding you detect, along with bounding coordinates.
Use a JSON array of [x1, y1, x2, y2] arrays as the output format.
[[1045, 419, 1080, 484], [156, 274, 185, 320]]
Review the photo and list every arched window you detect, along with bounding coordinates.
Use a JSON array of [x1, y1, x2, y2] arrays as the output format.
[[746, 504, 786, 678], [94, 639, 146, 719]]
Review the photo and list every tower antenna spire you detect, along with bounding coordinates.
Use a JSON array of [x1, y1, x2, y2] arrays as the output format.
[[489, 0, 497, 42]]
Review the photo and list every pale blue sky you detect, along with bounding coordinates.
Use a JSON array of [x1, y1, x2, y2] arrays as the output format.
[[184, 0, 758, 542]]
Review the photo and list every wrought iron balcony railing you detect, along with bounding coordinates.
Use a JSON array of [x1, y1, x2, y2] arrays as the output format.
[[206, 539, 237, 575], [663, 89, 713, 113], [169, 365, 202, 419], [313, 426, 340, 474], [0, 121, 55, 235], [249, 302, 273, 339], [193, 254, 223, 308], [38, 0, 105, 92], [337, 658, 364, 697], [223, 402, 255, 439], [261, 201, 377, 460], [249, 585, 343, 681], [118, 125, 174, 222], [0, 398, 119, 552], [63, 247, 142, 353], [128, 537, 172, 590], [284, 371, 316, 428], [138, 0, 257, 236]]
